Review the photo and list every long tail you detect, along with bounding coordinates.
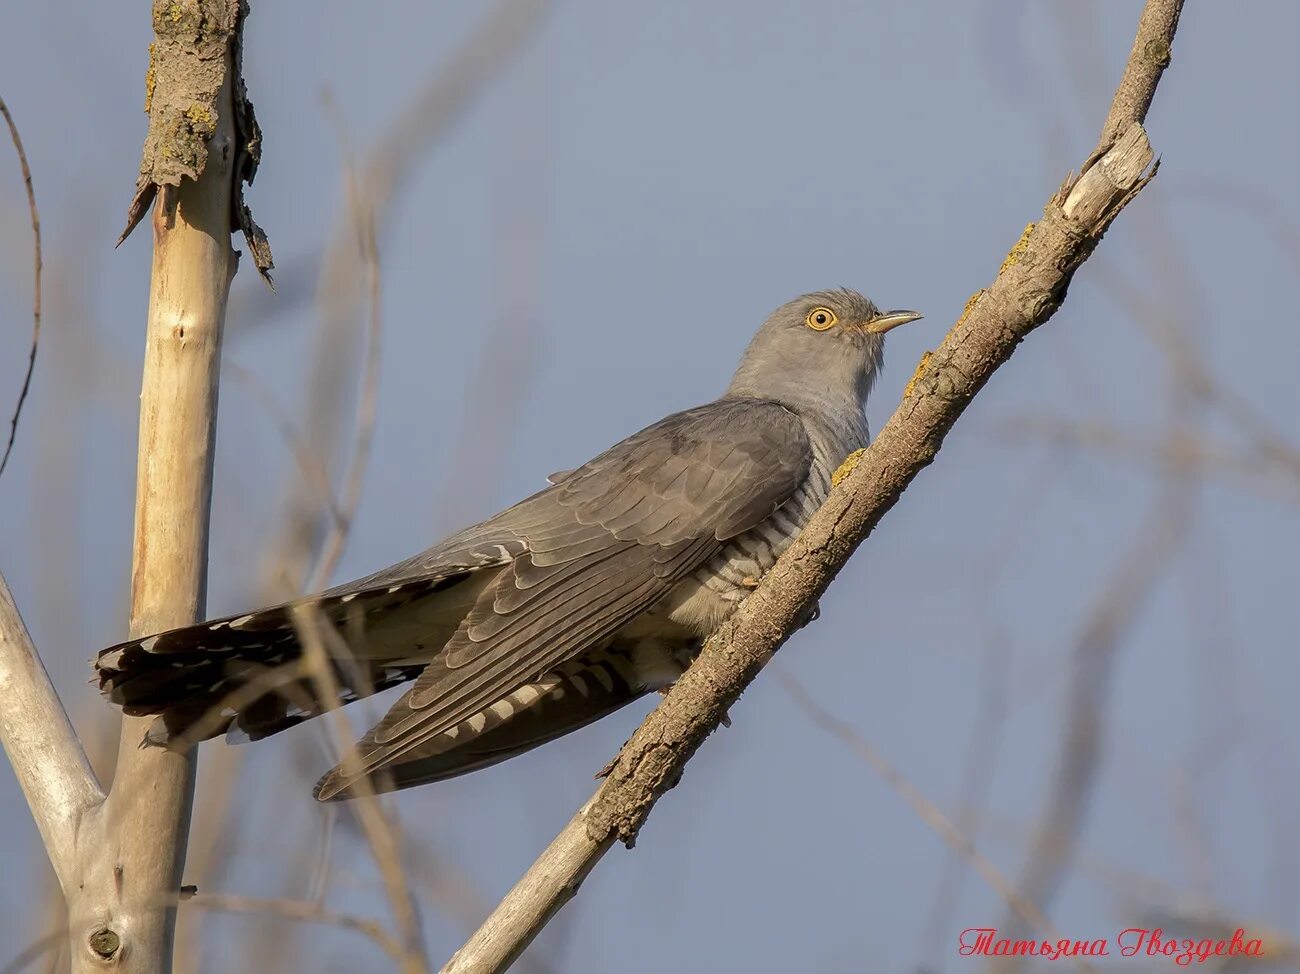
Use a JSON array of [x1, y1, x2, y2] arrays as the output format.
[[95, 573, 471, 747]]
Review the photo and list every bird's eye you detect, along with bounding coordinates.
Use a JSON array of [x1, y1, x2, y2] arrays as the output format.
[[806, 307, 837, 331]]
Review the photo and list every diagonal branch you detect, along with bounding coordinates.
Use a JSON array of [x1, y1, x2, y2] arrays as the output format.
[[440, 2, 1184, 971], [1087, 0, 1183, 167], [0, 574, 104, 885]]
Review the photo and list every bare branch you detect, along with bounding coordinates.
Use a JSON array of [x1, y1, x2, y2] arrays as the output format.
[[305, 116, 384, 593], [0, 574, 103, 884], [440, 2, 1183, 970], [1087, 0, 1183, 166], [441, 800, 614, 974], [46, 2, 255, 968], [0, 95, 42, 479]]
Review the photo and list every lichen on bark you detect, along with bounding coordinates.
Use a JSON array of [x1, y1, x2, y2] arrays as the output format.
[[119, 0, 273, 281]]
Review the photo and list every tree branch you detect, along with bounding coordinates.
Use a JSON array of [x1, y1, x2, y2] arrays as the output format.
[[49, 2, 260, 969], [441, 2, 1183, 971], [1087, 0, 1183, 167], [0, 574, 104, 885]]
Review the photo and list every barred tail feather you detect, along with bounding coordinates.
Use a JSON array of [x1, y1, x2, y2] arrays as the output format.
[[94, 571, 477, 747]]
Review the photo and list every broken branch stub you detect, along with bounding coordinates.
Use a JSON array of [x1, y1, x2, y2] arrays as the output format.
[[119, 0, 272, 281]]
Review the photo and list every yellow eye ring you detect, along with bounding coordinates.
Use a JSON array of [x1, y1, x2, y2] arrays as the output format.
[[806, 307, 837, 331]]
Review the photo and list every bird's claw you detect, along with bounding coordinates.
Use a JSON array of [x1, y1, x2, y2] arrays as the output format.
[[794, 600, 821, 631]]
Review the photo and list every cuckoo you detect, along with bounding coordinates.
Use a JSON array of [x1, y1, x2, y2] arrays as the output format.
[[95, 289, 920, 800]]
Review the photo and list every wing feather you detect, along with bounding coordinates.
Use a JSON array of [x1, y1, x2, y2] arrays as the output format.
[[318, 399, 812, 796]]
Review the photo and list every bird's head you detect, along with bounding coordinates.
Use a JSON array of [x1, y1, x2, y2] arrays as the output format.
[[726, 288, 922, 413]]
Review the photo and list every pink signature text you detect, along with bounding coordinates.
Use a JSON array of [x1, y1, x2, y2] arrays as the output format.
[[958, 927, 1265, 966]]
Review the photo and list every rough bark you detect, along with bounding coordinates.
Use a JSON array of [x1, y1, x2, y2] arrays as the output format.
[[120, 0, 271, 279]]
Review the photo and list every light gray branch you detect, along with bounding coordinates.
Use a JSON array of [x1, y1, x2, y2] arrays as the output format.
[[0, 575, 104, 884], [0, 2, 255, 970], [440, 1, 1182, 971], [70, 37, 241, 970]]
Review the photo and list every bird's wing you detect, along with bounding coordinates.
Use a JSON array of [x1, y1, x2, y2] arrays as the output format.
[[313, 397, 812, 798]]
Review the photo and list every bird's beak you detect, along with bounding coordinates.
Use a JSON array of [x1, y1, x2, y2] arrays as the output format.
[[866, 310, 924, 334]]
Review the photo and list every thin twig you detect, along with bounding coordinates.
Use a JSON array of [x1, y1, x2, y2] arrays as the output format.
[[307, 801, 339, 905], [920, 617, 1013, 968], [306, 103, 384, 593], [429, 69, 547, 532], [172, 741, 244, 973], [0, 95, 42, 479], [241, 120, 408, 962]]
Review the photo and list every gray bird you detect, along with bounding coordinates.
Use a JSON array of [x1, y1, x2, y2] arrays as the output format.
[[95, 289, 920, 801]]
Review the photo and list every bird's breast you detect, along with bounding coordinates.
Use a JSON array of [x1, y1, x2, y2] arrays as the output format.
[[665, 419, 862, 635]]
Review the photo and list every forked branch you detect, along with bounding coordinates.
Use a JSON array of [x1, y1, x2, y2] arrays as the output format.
[[0, 2, 265, 970]]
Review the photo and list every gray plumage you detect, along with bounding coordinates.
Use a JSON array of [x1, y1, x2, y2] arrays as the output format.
[[94, 289, 920, 800]]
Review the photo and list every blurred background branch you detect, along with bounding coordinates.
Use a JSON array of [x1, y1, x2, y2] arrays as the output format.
[[0, 96, 41, 480], [254, 0, 555, 599]]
